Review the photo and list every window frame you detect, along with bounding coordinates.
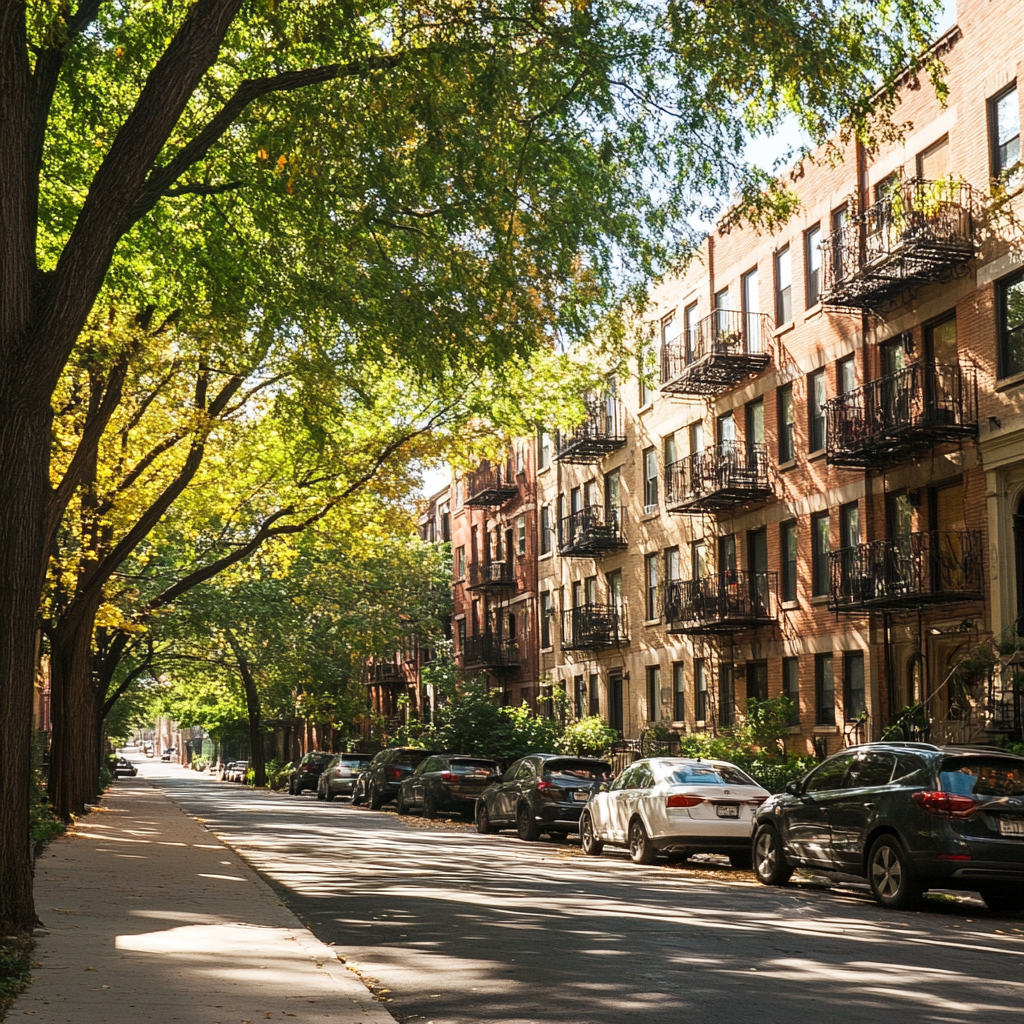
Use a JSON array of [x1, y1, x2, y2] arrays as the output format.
[[644, 552, 659, 621], [540, 591, 553, 649], [808, 367, 826, 453], [998, 268, 1024, 380], [540, 505, 553, 556], [646, 665, 661, 722], [805, 224, 822, 308], [811, 510, 830, 598], [989, 82, 1021, 179], [642, 446, 658, 512], [844, 650, 866, 722], [780, 519, 798, 603], [815, 653, 836, 726], [775, 245, 792, 325], [777, 382, 795, 463], [694, 658, 708, 723], [673, 662, 685, 721], [782, 657, 800, 726]]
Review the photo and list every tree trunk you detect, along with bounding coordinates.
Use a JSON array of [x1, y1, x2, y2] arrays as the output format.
[[235, 652, 266, 788]]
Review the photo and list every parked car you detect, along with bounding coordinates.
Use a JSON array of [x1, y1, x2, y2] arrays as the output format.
[[350, 768, 370, 806], [396, 755, 502, 818], [579, 756, 769, 866], [476, 753, 613, 840], [317, 753, 374, 801], [160, 746, 177, 762], [223, 761, 249, 782], [287, 751, 335, 795], [113, 757, 137, 778], [752, 742, 1024, 912], [357, 747, 441, 810]]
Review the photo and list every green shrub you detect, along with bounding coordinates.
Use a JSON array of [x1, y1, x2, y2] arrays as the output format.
[[268, 761, 293, 791], [30, 768, 65, 846], [559, 716, 620, 757]]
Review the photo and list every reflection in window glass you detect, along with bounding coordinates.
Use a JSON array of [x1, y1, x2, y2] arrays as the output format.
[[1001, 272, 1024, 378], [667, 765, 757, 787], [940, 759, 1024, 796]]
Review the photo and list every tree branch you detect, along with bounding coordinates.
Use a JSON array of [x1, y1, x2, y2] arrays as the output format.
[[163, 181, 243, 199]]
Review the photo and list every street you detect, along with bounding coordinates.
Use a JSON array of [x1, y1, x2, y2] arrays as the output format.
[[137, 760, 1024, 1024]]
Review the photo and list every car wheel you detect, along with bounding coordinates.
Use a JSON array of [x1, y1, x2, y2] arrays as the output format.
[[396, 791, 408, 815], [351, 788, 364, 807], [980, 887, 1024, 915], [729, 851, 753, 871], [628, 818, 656, 865], [325, 789, 336, 802], [753, 825, 793, 886], [287, 779, 297, 796], [369, 785, 383, 811], [477, 804, 497, 835], [516, 804, 541, 842], [316, 787, 325, 801], [580, 813, 604, 856], [423, 791, 438, 820], [868, 835, 921, 910]]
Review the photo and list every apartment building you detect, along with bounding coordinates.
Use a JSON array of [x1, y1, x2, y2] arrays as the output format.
[[533, 1, 1024, 755], [452, 445, 541, 706]]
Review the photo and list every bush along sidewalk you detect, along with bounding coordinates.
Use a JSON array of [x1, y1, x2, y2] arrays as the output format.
[[0, 934, 35, 1023]]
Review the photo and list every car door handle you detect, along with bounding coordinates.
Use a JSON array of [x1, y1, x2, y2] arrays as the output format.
[[864, 802, 875, 810]]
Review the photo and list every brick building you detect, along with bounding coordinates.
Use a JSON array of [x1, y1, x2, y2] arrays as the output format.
[[532, 2, 1024, 754]]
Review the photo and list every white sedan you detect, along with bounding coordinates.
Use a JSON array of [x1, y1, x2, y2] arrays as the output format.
[[580, 757, 770, 867]]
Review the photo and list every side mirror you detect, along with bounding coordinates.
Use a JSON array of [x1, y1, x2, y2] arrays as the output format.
[[785, 780, 801, 796]]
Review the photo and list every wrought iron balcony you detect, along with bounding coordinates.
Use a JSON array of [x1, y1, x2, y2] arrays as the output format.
[[461, 633, 519, 671], [821, 179, 978, 312], [665, 442, 772, 514], [464, 463, 518, 506], [828, 530, 984, 612], [368, 660, 402, 684], [561, 603, 628, 651], [558, 505, 627, 558], [663, 572, 777, 634], [660, 309, 772, 396], [466, 561, 515, 591], [825, 361, 977, 467], [555, 392, 626, 463]]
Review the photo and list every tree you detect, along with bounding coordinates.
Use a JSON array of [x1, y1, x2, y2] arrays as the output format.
[[0, 0, 942, 934]]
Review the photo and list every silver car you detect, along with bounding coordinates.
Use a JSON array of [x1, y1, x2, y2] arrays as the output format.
[[317, 753, 374, 801]]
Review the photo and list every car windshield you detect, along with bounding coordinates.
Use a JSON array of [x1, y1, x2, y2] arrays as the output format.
[[544, 760, 611, 781], [667, 764, 757, 787], [939, 758, 1024, 797], [307, 753, 333, 768], [403, 749, 434, 767], [449, 760, 499, 775], [341, 756, 370, 767]]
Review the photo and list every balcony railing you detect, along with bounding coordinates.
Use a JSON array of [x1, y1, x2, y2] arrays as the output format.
[[828, 530, 984, 612], [821, 179, 978, 311], [661, 309, 772, 396], [461, 633, 519, 671], [465, 462, 518, 506], [555, 392, 626, 463], [665, 442, 773, 514], [825, 361, 978, 467], [367, 660, 402, 684], [467, 561, 515, 591], [558, 505, 627, 558], [663, 572, 777, 634], [561, 603, 629, 651]]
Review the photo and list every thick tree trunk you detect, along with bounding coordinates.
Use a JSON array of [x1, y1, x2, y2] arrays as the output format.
[[234, 651, 266, 788]]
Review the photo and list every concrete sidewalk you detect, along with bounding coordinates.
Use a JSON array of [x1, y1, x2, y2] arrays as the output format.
[[13, 776, 396, 1024]]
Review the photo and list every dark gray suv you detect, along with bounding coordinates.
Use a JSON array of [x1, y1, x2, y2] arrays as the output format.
[[752, 742, 1024, 912]]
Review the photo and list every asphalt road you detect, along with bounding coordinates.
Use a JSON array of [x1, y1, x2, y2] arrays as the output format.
[[135, 758, 1024, 1024]]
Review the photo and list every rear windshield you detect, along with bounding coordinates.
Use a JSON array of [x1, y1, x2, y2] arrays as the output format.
[[940, 758, 1024, 797], [306, 753, 333, 767], [544, 760, 612, 781], [402, 749, 434, 767], [341, 756, 371, 767], [449, 760, 500, 775], [668, 764, 758, 787]]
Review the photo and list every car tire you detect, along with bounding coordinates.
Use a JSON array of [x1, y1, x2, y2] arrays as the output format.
[[288, 779, 297, 796], [753, 825, 793, 886], [867, 835, 922, 910], [477, 804, 497, 835], [517, 804, 541, 842], [396, 792, 407, 815], [369, 785, 383, 811], [580, 813, 604, 856], [980, 887, 1024, 915], [423, 792, 438, 820], [316, 787, 325, 801], [351, 789, 364, 807], [628, 818, 656, 865], [325, 789, 336, 802]]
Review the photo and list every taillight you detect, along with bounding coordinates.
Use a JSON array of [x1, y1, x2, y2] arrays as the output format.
[[440, 772, 454, 783], [666, 794, 705, 808], [537, 780, 559, 800], [747, 796, 768, 806], [386, 767, 404, 781], [912, 791, 976, 817]]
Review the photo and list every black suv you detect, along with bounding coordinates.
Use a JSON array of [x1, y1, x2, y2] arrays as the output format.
[[287, 751, 334, 795], [476, 753, 613, 841], [396, 755, 501, 818], [358, 747, 440, 810], [752, 742, 1024, 912]]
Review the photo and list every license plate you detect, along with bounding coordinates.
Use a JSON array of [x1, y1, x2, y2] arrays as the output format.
[[716, 804, 739, 818], [998, 817, 1024, 836], [574, 791, 590, 802]]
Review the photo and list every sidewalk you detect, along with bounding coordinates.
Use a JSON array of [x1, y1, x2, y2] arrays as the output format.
[[12, 776, 396, 1024]]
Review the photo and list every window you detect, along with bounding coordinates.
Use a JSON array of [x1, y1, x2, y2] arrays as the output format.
[[574, 675, 586, 719], [782, 657, 800, 725], [646, 665, 661, 721], [455, 478, 464, 509], [718, 663, 734, 728], [517, 515, 527, 555], [688, 420, 704, 455], [804, 753, 853, 793], [538, 429, 552, 470], [714, 287, 729, 336], [805, 224, 821, 307], [811, 511, 830, 597], [775, 246, 792, 324], [643, 446, 658, 512], [588, 673, 600, 717], [999, 270, 1024, 379], [604, 468, 621, 520], [664, 431, 677, 469], [837, 354, 855, 396], [742, 267, 761, 352], [780, 520, 798, 603], [645, 553, 659, 620], [694, 659, 708, 722], [840, 501, 859, 549], [830, 205, 847, 282], [515, 441, 524, 474], [990, 84, 1021, 178], [673, 662, 685, 721], [457, 618, 466, 650], [844, 651, 866, 721], [607, 570, 624, 615], [456, 545, 466, 578], [691, 539, 707, 580], [665, 546, 680, 583], [845, 751, 895, 789], [684, 302, 698, 362], [777, 383, 795, 462], [808, 368, 826, 452], [540, 592, 553, 649], [639, 342, 655, 406], [747, 660, 768, 702], [917, 135, 949, 181], [540, 505, 553, 555], [815, 653, 835, 726]]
